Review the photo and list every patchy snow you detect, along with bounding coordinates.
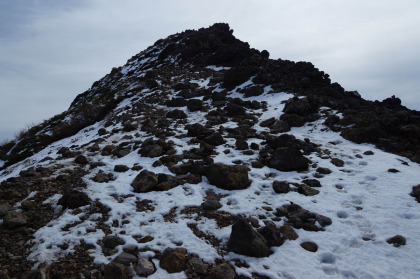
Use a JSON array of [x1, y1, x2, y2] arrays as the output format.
[[1, 78, 420, 279]]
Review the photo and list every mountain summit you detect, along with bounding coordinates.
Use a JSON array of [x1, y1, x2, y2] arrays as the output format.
[[1, 23, 420, 278]]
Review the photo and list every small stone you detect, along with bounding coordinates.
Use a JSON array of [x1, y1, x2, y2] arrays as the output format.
[[114, 165, 129, 172], [316, 167, 332, 174], [201, 200, 222, 211], [298, 185, 319, 196], [113, 252, 137, 266], [316, 215, 332, 227], [363, 150, 374, 155], [387, 168, 399, 173], [386, 235, 406, 247], [136, 258, 156, 277], [301, 242, 318, 252], [250, 142, 259, 150], [302, 179, 321, 188]]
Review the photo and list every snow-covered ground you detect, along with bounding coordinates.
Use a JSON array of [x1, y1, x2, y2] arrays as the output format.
[[1, 77, 420, 279]]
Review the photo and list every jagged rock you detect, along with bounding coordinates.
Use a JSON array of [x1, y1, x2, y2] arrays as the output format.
[[204, 263, 236, 279], [160, 249, 186, 273], [301, 242, 318, 252], [386, 235, 406, 247], [104, 262, 129, 279], [0, 203, 11, 217], [227, 218, 270, 257], [3, 211, 28, 229], [272, 180, 290, 193], [131, 170, 158, 193], [205, 163, 250, 190], [136, 258, 155, 276], [267, 148, 309, 172], [103, 236, 125, 249], [57, 190, 90, 209], [201, 200, 222, 211], [113, 252, 137, 266]]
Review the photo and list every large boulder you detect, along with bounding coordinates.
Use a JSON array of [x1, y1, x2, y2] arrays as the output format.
[[227, 218, 270, 257], [267, 148, 309, 172], [205, 163, 250, 190]]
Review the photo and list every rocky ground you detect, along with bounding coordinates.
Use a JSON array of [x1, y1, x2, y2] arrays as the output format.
[[1, 23, 420, 279]]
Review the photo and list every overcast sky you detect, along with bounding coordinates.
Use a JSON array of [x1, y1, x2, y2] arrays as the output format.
[[1, 0, 420, 142]]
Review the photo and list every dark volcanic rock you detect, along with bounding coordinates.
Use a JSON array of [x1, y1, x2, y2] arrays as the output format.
[[227, 218, 270, 257], [301, 242, 318, 252], [272, 180, 290, 194], [131, 170, 158, 193], [166, 109, 187, 119], [103, 236, 125, 249], [201, 200, 223, 211], [58, 190, 90, 209], [386, 235, 406, 247], [205, 163, 250, 190], [267, 148, 309, 171], [258, 225, 285, 247], [203, 132, 225, 146]]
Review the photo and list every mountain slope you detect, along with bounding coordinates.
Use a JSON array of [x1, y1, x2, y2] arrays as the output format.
[[0, 23, 420, 279]]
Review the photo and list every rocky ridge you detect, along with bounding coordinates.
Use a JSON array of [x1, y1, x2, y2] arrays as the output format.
[[0, 23, 419, 278]]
